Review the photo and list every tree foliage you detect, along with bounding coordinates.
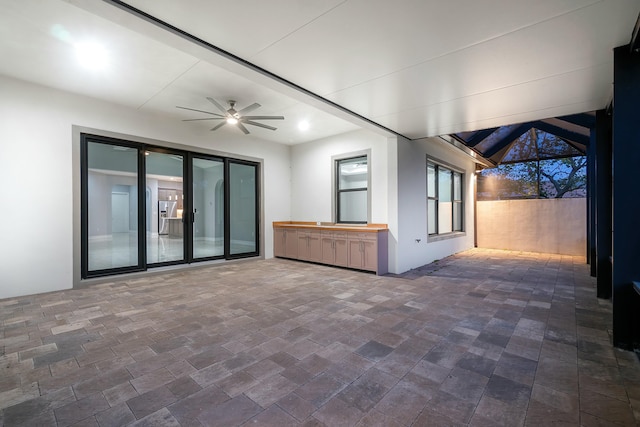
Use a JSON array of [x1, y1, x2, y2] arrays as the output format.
[[477, 156, 587, 200], [477, 129, 587, 200]]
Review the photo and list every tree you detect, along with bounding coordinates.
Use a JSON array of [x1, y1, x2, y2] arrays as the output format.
[[539, 156, 587, 198], [477, 128, 587, 200], [478, 156, 587, 199]]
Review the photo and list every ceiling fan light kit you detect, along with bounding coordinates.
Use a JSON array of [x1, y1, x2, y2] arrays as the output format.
[[177, 97, 284, 135]]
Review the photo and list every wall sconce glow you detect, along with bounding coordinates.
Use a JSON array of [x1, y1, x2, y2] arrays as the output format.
[[298, 120, 310, 131], [75, 41, 109, 70]]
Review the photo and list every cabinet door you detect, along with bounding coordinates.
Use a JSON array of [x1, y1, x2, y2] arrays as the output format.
[[274, 228, 285, 257], [362, 239, 378, 272], [297, 231, 310, 260], [308, 232, 322, 262], [321, 235, 335, 264], [334, 237, 348, 267], [348, 239, 363, 269], [285, 229, 298, 258]]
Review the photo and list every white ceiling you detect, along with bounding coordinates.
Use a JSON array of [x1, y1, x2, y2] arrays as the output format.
[[1, 0, 638, 145]]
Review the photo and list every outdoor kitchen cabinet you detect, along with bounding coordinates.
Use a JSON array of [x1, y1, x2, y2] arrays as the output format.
[[273, 222, 388, 275]]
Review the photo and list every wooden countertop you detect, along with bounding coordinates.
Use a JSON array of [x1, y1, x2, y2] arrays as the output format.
[[273, 221, 388, 233]]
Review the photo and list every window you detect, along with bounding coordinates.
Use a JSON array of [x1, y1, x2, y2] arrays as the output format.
[[427, 161, 463, 235], [336, 155, 369, 223]]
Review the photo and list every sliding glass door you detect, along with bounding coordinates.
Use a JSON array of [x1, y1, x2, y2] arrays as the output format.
[[227, 161, 259, 258], [192, 157, 225, 259], [82, 139, 143, 276], [146, 151, 185, 265], [81, 134, 260, 279]]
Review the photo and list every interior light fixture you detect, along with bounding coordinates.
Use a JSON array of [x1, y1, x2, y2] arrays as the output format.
[[74, 41, 109, 71], [298, 120, 310, 131], [226, 117, 239, 125]]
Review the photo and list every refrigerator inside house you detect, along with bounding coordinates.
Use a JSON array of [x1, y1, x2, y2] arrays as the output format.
[[158, 200, 177, 235]]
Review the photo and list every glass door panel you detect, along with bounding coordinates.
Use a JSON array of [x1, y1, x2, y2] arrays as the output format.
[[192, 157, 224, 259], [146, 151, 185, 264], [85, 141, 140, 273], [82, 135, 261, 280], [227, 161, 258, 257]]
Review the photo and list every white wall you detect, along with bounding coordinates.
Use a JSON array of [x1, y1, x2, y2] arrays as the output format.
[[477, 198, 586, 256], [394, 137, 476, 273], [290, 131, 477, 275], [290, 130, 389, 223], [0, 75, 291, 299]]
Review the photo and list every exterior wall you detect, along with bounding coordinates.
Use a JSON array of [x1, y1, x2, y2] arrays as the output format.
[[290, 130, 389, 224], [476, 198, 586, 256], [394, 137, 476, 273], [0, 75, 291, 299], [0, 73, 484, 297]]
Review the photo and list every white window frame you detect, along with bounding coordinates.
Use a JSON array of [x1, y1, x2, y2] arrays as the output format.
[[332, 150, 371, 224], [427, 157, 465, 241]]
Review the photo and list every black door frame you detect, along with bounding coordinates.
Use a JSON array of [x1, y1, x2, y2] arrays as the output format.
[[80, 133, 260, 279], [225, 159, 260, 260]]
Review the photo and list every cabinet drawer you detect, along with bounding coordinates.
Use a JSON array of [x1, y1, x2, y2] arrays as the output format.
[[349, 232, 377, 241]]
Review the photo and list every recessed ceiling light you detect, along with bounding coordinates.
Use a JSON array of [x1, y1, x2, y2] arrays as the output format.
[[75, 41, 109, 71], [298, 120, 310, 131]]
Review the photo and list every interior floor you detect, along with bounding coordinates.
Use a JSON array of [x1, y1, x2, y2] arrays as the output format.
[[0, 248, 638, 426], [88, 233, 253, 270]]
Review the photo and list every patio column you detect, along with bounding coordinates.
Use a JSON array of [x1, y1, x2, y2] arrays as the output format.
[[612, 45, 640, 349], [594, 109, 612, 299], [587, 120, 596, 276]]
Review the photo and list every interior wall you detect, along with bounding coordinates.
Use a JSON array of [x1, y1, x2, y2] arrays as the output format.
[[477, 198, 586, 256], [290, 130, 389, 223], [395, 137, 476, 273], [0, 75, 291, 299]]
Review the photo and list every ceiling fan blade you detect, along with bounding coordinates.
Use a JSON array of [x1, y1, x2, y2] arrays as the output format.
[[237, 103, 261, 115], [242, 115, 284, 120], [176, 106, 224, 117], [182, 117, 225, 122], [243, 120, 278, 131], [237, 122, 250, 134], [210, 122, 227, 131], [206, 97, 228, 114]]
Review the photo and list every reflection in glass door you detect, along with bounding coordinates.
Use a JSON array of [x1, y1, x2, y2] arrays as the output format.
[[146, 151, 185, 264], [84, 140, 141, 275], [192, 157, 224, 259], [227, 161, 259, 257], [82, 134, 260, 279]]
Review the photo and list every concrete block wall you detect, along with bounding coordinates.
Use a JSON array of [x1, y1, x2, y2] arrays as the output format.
[[476, 198, 586, 256]]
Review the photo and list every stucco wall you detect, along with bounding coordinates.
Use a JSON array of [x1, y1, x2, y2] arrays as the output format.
[[290, 129, 389, 224], [476, 198, 586, 256], [394, 137, 476, 273], [0, 75, 291, 299]]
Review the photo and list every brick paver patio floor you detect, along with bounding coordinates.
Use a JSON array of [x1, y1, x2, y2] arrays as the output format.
[[1, 248, 638, 426]]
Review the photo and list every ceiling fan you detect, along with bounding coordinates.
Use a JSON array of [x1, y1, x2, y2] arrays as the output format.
[[177, 97, 284, 134]]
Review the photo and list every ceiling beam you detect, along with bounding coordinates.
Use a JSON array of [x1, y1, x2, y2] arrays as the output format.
[[482, 123, 533, 159], [556, 113, 596, 129], [465, 128, 500, 147], [532, 121, 590, 147], [438, 135, 495, 167], [561, 138, 587, 155]]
